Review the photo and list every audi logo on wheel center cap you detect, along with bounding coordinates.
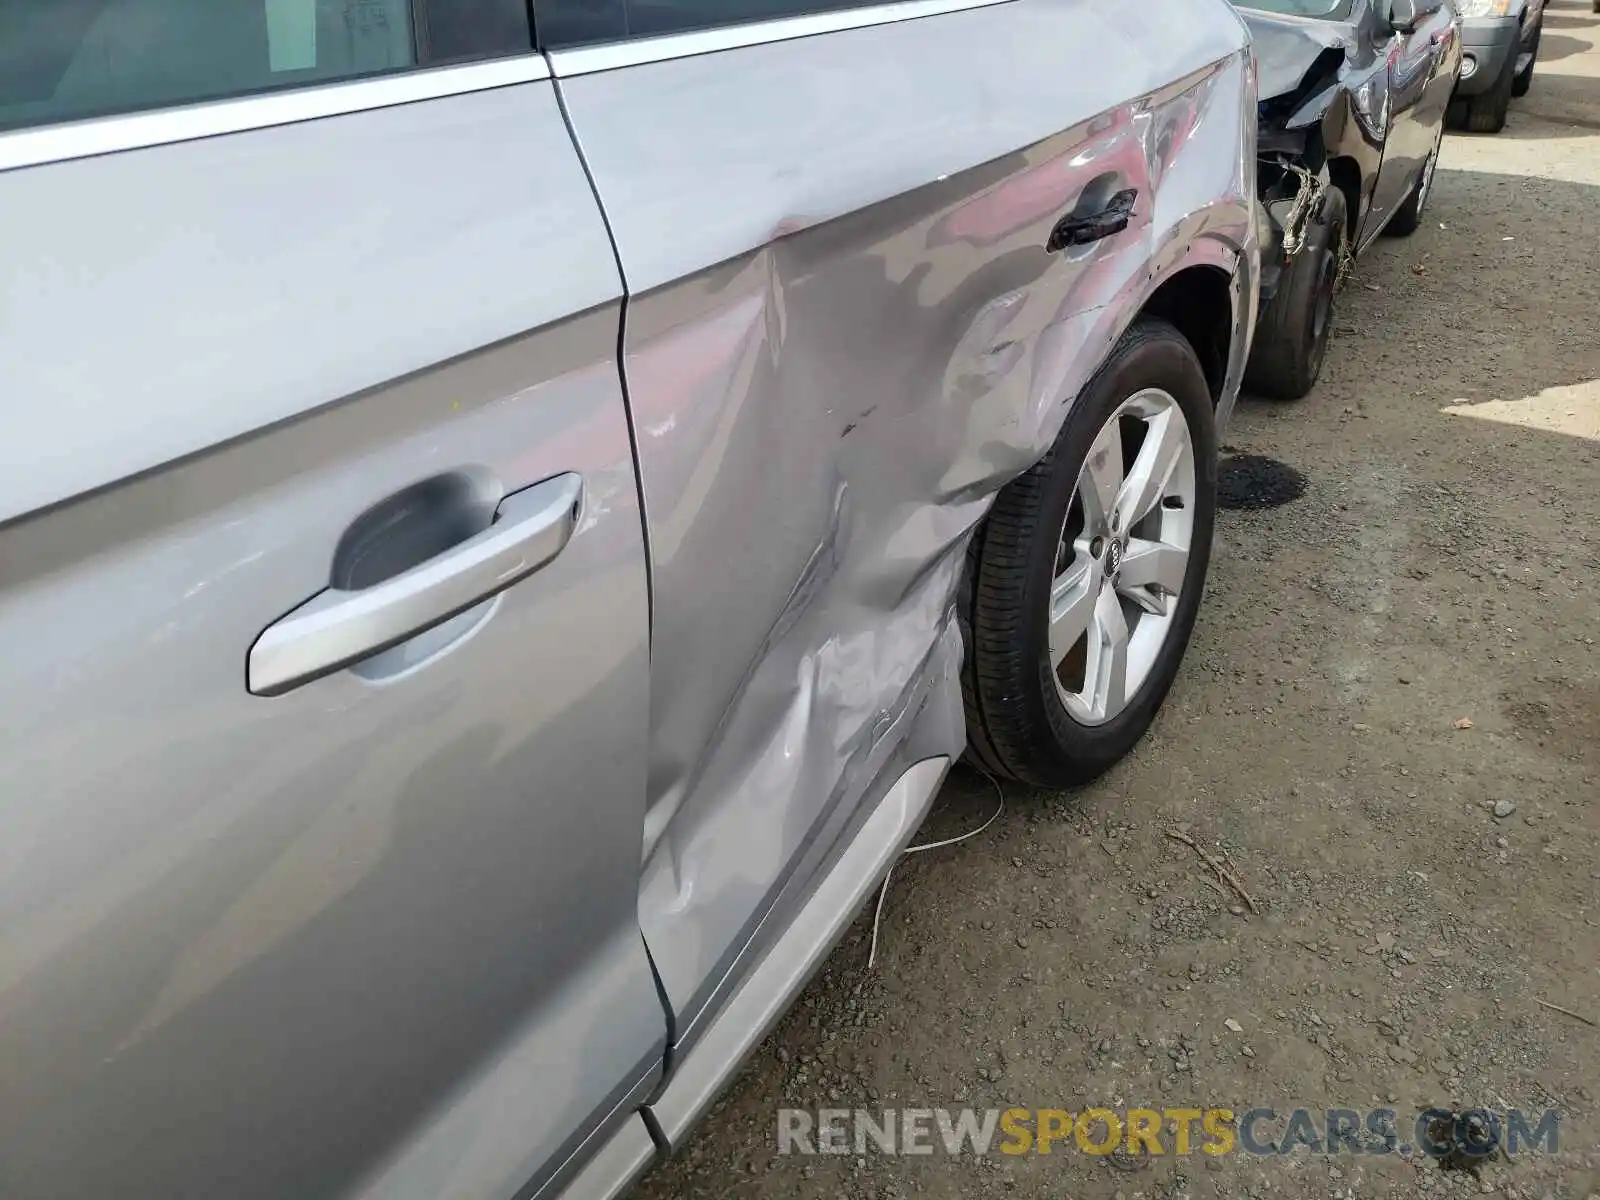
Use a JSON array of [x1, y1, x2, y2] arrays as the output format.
[[1105, 539, 1124, 576]]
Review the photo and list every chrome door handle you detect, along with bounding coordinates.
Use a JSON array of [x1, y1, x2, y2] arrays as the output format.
[[248, 473, 583, 696]]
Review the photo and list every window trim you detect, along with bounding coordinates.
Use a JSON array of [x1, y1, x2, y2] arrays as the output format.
[[545, 0, 1015, 76], [0, 54, 549, 174]]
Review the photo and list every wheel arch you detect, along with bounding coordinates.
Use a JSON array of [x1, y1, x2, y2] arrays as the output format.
[[1080, 217, 1255, 432], [1135, 262, 1236, 407], [1325, 154, 1363, 247]]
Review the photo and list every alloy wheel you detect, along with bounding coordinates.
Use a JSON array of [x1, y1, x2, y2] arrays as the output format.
[[1048, 388, 1197, 726], [1417, 126, 1442, 214]]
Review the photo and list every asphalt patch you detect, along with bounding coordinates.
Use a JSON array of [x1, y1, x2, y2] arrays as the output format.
[[1217, 454, 1307, 510]]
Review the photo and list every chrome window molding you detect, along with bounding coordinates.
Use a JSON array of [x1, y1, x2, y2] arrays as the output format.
[[547, 0, 1017, 77], [0, 55, 551, 174]]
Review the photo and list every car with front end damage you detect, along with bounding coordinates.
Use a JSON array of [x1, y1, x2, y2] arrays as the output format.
[[1233, 0, 1461, 399], [1449, 0, 1547, 133]]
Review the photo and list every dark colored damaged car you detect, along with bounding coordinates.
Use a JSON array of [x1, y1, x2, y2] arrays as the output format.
[[1234, 0, 1462, 399]]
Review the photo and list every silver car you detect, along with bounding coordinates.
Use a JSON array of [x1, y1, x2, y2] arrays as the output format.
[[0, 1, 1257, 1197]]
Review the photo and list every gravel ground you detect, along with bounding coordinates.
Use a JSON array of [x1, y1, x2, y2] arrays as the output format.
[[635, 7, 1600, 1197]]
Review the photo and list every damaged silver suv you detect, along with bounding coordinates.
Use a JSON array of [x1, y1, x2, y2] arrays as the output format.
[[0, 1, 1256, 1197]]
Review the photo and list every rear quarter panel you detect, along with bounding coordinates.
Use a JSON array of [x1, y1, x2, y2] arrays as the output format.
[[556, 0, 1255, 1044]]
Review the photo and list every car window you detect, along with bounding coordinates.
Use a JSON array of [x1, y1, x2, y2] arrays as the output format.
[[537, 0, 893, 48], [1231, 0, 1354, 16], [0, 0, 529, 133]]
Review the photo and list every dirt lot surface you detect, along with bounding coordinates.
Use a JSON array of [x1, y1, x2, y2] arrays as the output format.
[[635, 7, 1600, 1197]]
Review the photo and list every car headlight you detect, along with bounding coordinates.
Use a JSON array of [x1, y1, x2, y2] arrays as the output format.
[[1453, 0, 1514, 16]]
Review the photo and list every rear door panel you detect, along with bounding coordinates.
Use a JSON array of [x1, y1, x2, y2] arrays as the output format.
[[554, 0, 1251, 1039], [0, 77, 663, 1200]]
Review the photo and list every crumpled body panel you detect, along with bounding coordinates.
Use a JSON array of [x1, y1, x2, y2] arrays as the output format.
[[1241, 0, 1456, 253], [557, 0, 1257, 1040], [1247, 6, 1360, 102]]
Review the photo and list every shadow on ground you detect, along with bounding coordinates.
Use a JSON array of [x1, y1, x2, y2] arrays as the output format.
[[1536, 31, 1591, 64]]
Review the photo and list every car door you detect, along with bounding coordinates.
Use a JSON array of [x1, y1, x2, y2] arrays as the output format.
[[545, 0, 1254, 1050], [0, 9, 664, 1200], [1364, 0, 1456, 240]]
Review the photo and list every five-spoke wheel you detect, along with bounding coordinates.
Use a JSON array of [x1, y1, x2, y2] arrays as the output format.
[[1048, 388, 1196, 726], [961, 318, 1217, 787]]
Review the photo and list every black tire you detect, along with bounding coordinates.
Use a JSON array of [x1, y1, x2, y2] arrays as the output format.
[[1243, 186, 1347, 401], [1513, 21, 1540, 97], [1383, 127, 1441, 238], [960, 318, 1217, 788], [1464, 44, 1515, 133]]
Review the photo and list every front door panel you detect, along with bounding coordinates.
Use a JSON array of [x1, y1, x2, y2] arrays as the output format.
[[555, 0, 1251, 1039], [0, 79, 663, 1200], [1367, 6, 1455, 239]]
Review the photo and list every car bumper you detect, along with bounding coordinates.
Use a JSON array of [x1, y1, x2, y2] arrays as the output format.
[[1453, 15, 1520, 95]]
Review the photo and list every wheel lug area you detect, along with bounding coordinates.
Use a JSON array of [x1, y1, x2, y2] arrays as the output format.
[[1105, 535, 1125, 579], [1090, 536, 1106, 558]]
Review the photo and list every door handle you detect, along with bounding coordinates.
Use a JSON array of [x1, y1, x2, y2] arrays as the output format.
[[1046, 188, 1139, 252], [248, 472, 583, 696]]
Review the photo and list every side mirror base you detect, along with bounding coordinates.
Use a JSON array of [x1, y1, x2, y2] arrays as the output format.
[[1389, 0, 1422, 32]]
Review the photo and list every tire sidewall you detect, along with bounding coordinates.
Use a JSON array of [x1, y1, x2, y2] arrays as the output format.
[[1514, 21, 1540, 92], [1290, 188, 1347, 390], [1471, 48, 1516, 129], [1014, 324, 1218, 778]]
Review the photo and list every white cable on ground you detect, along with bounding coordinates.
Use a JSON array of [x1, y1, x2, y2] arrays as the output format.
[[866, 767, 1006, 970]]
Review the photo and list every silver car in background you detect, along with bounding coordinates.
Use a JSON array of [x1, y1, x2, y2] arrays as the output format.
[[0, 0, 1257, 1196], [1450, 0, 1546, 132]]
